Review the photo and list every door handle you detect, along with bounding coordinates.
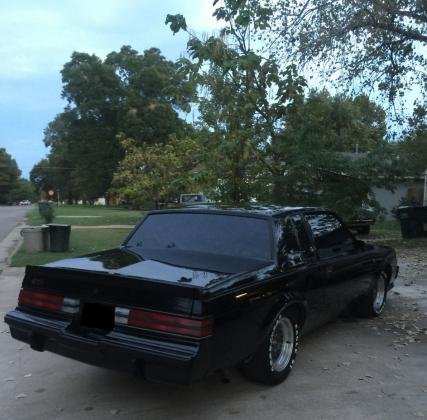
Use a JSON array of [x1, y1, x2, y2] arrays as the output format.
[[326, 266, 334, 275]]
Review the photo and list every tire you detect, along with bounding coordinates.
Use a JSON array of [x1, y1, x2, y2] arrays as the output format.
[[353, 271, 388, 317], [241, 307, 300, 385]]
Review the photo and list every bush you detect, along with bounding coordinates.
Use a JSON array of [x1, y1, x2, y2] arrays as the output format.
[[38, 202, 55, 223]]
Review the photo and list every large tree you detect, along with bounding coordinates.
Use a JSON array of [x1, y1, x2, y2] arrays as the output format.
[[39, 46, 195, 202], [398, 105, 427, 175], [0, 148, 21, 203], [167, 2, 306, 203], [261, 0, 427, 112]]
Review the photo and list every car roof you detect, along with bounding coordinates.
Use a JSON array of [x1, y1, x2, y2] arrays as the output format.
[[148, 204, 324, 218]]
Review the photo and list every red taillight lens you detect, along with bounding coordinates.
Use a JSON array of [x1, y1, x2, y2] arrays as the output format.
[[19, 289, 64, 312], [116, 307, 213, 338]]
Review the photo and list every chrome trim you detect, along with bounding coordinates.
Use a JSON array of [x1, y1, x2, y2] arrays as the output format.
[[114, 307, 130, 325]]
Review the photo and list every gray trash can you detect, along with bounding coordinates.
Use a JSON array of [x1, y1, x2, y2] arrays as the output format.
[[48, 224, 71, 252], [21, 227, 44, 253]]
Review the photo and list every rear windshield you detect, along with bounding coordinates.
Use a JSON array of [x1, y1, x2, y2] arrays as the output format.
[[126, 213, 272, 260]]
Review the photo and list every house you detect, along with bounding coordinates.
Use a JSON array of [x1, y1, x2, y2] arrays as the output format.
[[372, 175, 425, 219]]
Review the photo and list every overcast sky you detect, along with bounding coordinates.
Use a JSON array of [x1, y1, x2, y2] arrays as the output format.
[[0, 0, 219, 178]]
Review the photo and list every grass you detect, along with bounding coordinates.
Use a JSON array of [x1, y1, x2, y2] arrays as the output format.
[[367, 219, 427, 249], [11, 228, 131, 267], [27, 205, 144, 226]]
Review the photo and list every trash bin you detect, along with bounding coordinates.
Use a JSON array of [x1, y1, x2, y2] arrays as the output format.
[[21, 227, 44, 253], [48, 224, 71, 252], [41, 225, 50, 251], [396, 206, 427, 239]]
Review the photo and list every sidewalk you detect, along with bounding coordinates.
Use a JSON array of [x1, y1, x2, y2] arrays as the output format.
[[0, 224, 24, 274]]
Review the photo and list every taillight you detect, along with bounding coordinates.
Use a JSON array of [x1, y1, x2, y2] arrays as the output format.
[[18, 289, 80, 314], [115, 307, 213, 338]]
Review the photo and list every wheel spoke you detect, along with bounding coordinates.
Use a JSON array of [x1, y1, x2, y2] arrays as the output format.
[[269, 316, 295, 372]]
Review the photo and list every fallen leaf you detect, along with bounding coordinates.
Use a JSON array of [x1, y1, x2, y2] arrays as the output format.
[[23, 374, 32, 378]]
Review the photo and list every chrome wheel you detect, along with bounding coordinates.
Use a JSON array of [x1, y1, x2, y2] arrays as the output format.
[[269, 316, 295, 372], [373, 273, 386, 313]]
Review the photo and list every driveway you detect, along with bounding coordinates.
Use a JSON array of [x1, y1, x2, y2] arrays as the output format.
[[0, 206, 29, 242], [0, 248, 426, 420]]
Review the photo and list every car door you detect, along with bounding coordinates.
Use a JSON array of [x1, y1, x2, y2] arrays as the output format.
[[303, 211, 374, 318], [275, 213, 327, 332]]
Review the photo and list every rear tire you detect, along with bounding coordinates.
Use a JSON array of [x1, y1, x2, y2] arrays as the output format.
[[353, 271, 388, 317], [241, 308, 299, 385]]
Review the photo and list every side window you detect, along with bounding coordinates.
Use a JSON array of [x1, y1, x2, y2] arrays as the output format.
[[290, 214, 312, 253], [305, 212, 354, 259], [275, 214, 313, 264]]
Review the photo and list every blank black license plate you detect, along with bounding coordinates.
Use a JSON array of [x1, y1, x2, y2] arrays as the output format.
[[80, 302, 115, 331]]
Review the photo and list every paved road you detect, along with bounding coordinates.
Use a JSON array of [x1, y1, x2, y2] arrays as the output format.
[[0, 206, 29, 242], [0, 248, 426, 420]]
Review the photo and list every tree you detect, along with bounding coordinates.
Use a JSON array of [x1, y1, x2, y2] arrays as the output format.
[[262, 0, 427, 112], [0, 148, 20, 203], [398, 105, 427, 175], [112, 134, 211, 208], [40, 46, 195, 202], [10, 179, 37, 202], [166, 2, 306, 203]]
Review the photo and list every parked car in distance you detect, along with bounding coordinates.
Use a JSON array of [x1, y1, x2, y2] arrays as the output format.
[[346, 203, 377, 234], [18, 200, 32, 206], [5, 206, 398, 385]]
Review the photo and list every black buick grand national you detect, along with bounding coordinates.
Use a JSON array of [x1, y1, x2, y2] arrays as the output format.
[[5, 207, 398, 385]]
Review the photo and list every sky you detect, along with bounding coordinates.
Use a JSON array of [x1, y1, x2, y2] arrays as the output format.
[[0, 0, 219, 178]]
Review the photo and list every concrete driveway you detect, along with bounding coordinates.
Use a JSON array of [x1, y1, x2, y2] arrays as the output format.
[[0, 248, 426, 420]]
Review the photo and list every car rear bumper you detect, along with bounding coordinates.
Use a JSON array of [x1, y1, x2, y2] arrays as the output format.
[[4, 309, 209, 385]]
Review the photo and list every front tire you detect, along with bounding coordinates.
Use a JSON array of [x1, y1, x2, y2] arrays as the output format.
[[353, 271, 388, 317], [241, 308, 299, 385]]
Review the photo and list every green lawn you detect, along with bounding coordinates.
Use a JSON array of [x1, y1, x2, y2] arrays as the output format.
[[367, 219, 427, 249], [27, 205, 144, 226], [11, 228, 131, 267]]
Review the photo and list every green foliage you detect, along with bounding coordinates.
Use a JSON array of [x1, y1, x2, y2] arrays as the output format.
[[33, 46, 196, 202], [166, 3, 394, 209], [167, 3, 307, 203], [398, 106, 427, 175], [10, 179, 37, 202], [38, 202, 55, 224], [112, 134, 212, 208], [165, 14, 187, 34], [0, 148, 21, 203]]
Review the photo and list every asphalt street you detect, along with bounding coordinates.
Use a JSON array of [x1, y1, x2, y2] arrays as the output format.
[[0, 206, 29, 242]]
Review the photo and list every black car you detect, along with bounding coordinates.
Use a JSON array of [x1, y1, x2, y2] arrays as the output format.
[[5, 207, 398, 385]]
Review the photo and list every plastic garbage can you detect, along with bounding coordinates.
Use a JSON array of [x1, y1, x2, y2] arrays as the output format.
[[396, 206, 427, 239], [21, 227, 44, 253], [48, 224, 71, 252]]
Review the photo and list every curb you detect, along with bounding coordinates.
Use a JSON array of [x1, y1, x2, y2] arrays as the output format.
[[0, 223, 25, 274]]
